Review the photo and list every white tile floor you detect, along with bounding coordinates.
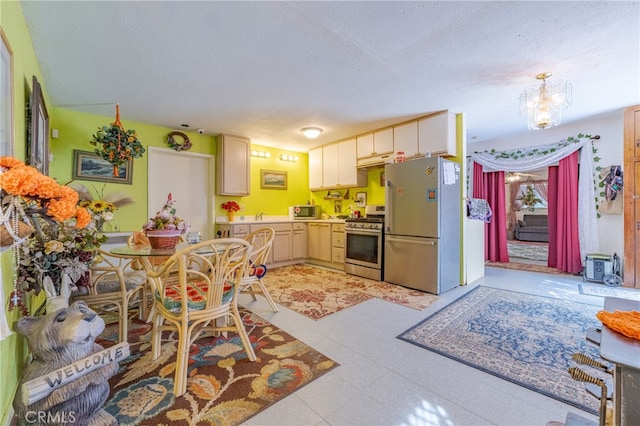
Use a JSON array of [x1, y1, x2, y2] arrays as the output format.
[[238, 266, 604, 426]]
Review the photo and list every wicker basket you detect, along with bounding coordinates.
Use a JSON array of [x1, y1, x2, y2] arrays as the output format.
[[1, 221, 35, 247], [145, 230, 182, 250]]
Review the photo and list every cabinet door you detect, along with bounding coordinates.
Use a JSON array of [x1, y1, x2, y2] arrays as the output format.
[[216, 134, 250, 195], [337, 138, 366, 187], [322, 143, 340, 188], [418, 111, 456, 156], [319, 224, 332, 261], [308, 223, 331, 261], [373, 128, 394, 155], [623, 105, 640, 288], [292, 223, 307, 259], [272, 230, 292, 263], [308, 147, 323, 190], [356, 133, 374, 159], [394, 121, 418, 158]]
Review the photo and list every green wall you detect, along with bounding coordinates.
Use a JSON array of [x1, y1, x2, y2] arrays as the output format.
[[1, 2, 47, 422], [49, 108, 215, 231]]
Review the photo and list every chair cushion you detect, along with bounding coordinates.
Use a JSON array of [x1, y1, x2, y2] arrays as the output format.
[[73, 271, 147, 296], [249, 263, 267, 278], [160, 280, 234, 313]]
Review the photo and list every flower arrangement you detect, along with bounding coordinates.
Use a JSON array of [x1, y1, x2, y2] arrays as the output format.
[[72, 183, 133, 231], [90, 105, 145, 177], [16, 221, 106, 302], [221, 201, 240, 213], [1, 156, 90, 233], [1, 156, 95, 314], [143, 193, 189, 234]]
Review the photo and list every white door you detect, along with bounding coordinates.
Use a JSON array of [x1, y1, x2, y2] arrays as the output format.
[[148, 147, 215, 239]]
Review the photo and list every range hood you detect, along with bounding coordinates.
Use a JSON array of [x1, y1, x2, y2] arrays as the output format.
[[356, 154, 393, 169]]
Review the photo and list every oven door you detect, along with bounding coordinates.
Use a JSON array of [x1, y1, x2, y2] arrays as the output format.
[[345, 228, 382, 269]]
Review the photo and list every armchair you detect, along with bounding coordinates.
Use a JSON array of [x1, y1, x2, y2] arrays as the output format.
[[146, 238, 255, 396]]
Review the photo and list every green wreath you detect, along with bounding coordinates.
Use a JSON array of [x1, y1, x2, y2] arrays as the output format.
[[167, 132, 192, 152]]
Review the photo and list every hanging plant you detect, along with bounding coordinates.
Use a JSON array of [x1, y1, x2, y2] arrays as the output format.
[[90, 104, 145, 177]]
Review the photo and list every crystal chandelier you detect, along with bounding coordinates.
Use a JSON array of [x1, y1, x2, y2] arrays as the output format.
[[519, 72, 572, 130]]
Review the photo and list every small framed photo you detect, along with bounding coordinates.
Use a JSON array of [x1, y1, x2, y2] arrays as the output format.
[[260, 169, 287, 190], [72, 150, 133, 184], [355, 192, 367, 207]]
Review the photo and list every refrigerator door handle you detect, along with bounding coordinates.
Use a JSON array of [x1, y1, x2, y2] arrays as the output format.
[[386, 237, 436, 246], [385, 179, 392, 232]]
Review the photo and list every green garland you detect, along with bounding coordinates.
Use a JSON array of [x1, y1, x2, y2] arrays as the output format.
[[473, 134, 603, 218]]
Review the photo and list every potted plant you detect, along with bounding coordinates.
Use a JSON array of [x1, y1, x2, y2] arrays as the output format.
[[143, 193, 189, 249], [517, 185, 542, 212], [90, 105, 145, 177], [221, 201, 240, 222]]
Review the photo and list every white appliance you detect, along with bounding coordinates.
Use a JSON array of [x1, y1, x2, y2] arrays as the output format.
[[384, 157, 461, 294], [292, 205, 322, 220], [344, 205, 385, 281]]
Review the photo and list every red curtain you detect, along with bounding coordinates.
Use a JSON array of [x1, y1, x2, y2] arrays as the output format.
[[547, 151, 582, 273], [473, 163, 509, 262]]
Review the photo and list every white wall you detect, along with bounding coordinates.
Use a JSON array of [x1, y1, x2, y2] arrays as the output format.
[[469, 109, 625, 261]]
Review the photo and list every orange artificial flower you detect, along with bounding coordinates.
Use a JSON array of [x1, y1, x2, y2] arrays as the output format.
[[74, 207, 91, 229], [0, 156, 25, 169]]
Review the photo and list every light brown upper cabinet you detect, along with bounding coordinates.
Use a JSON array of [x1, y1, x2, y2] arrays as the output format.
[[216, 134, 250, 196]]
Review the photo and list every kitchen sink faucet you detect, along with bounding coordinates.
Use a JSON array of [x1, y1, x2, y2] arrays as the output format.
[[255, 211, 264, 221]]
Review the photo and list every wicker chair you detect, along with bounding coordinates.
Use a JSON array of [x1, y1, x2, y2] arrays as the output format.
[[241, 227, 279, 312], [146, 238, 255, 396], [71, 249, 147, 343]]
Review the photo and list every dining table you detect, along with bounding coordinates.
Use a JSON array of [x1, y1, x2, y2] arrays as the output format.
[[109, 241, 237, 321]]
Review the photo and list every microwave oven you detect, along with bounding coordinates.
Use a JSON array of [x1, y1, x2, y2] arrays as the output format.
[[293, 205, 322, 220]]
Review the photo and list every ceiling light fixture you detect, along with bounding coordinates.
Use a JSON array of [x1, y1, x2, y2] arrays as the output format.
[[519, 72, 572, 130], [301, 127, 323, 139]]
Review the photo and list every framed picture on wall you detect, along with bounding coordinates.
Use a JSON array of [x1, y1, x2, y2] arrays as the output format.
[[260, 169, 288, 190], [72, 150, 133, 184], [28, 76, 49, 175], [1, 30, 13, 156]]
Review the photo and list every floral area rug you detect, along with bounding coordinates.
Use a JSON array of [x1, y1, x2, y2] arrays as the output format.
[[579, 283, 640, 301], [507, 240, 548, 261], [96, 310, 338, 425], [398, 286, 605, 415], [265, 264, 439, 320]]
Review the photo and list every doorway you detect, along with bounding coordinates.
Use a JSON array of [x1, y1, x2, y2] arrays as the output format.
[[148, 147, 215, 239]]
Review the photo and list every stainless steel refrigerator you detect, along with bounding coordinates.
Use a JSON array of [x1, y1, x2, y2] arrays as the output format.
[[384, 156, 461, 294]]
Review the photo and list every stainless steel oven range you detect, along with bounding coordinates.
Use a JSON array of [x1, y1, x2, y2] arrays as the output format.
[[344, 205, 384, 281]]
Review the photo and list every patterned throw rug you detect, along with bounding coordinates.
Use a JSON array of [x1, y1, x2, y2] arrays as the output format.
[[398, 286, 604, 415], [579, 283, 640, 301], [97, 309, 338, 425], [266, 264, 439, 320], [507, 240, 548, 261]]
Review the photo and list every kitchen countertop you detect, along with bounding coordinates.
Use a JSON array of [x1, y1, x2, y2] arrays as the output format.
[[216, 216, 346, 224]]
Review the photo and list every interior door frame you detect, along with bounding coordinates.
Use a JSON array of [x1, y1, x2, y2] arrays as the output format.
[[147, 147, 215, 239]]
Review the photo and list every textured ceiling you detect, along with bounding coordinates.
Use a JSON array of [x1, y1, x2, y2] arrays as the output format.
[[20, 1, 640, 153]]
